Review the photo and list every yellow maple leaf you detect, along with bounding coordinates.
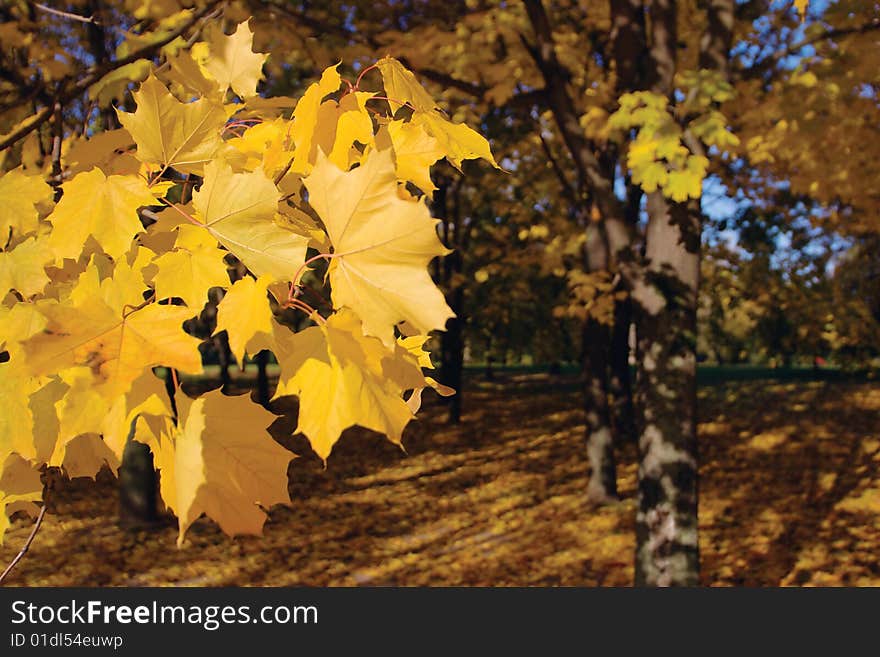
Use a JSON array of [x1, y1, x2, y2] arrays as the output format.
[[60, 433, 119, 480], [326, 91, 375, 170], [386, 119, 443, 195], [225, 118, 295, 177], [665, 155, 708, 202], [204, 20, 268, 99], [152, 225, 230, 308], [214, 274, 274, 365], [396, 335, 455, 413], [0, 301, 49, 360], [376, 56, 498, 170], [23, 298, 202, 397], [0, 365, 37, 463], [0, 236, 52, 298], [0, 454, 43, 546], [273, 309, 425, 461], [51, 368, 169, 478], [46, 168, 156, 262], [192, 160, 308, 281], [102, 371, 172, 461], [414, 112, 500, 170], [64, 251, 152, 312], [144, 389, 293, 545], [377, 56, 438, 113], [117, 74, 227, 175], [290, 64, 341, 174], [0, 167, 53, 238], [163, 48, 221, 99], [53, 367, 111, 463], [304, 148, 453, 345], [48, 363, 168, 470], [64, 128, 137, 175]]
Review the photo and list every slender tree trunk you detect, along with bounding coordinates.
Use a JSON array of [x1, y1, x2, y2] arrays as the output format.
[[522, 0, 632, 503], [256, 350, 270, 405], [208, 288, 232, 387], [118, 368, 171, 527], [118, 441, 158, 526], [582, 220, 619, 501], [583, 318, 617, 501], [434, 177, 467, 424], [609, 296, 637, 446], [441, 284, 464, 424]]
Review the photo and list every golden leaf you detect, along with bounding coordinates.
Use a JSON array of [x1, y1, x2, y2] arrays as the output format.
[[303, 148, 453, 345], [117, 74, 226, 175], [192, 160, 308, 281]]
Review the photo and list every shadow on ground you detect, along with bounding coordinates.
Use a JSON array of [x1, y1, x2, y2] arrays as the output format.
[[1, 372, 878, 586]]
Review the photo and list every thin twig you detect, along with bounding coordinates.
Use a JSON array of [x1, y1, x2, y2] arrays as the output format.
[[0, 501, 48, 585], [740, 18, 880, 80], [32, 2, 99, 24]]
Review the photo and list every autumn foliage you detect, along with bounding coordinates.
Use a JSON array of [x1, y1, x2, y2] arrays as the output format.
[[0, 21, 495, 546]]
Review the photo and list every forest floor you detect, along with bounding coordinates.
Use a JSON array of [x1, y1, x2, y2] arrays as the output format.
[[2, 371, 879, 586]]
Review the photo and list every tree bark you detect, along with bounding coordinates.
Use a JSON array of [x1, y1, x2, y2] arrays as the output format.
[[256, 350, 270, 406], [610, 295, 637, 446], [631, 0, 734, 586], [434, 178, 467, 424], [441, 282, 464, 424], [633, 193, 701, 586], [583, 318, 617, 501], [523, 0, 626, 502], [118, 441, 158, 526]]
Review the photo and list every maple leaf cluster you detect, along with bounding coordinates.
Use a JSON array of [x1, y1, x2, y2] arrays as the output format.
[[0, 22, 496, 545]]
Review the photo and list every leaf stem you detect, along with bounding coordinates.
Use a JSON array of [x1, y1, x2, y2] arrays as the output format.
[[284, 297, 326, 325], [292, 252, 334, 288], [157, 197, 205, 228], [354, 62, 379, 90]]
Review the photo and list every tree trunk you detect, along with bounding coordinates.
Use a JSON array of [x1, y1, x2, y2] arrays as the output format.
[[256, 350, 270, 406], [522, 0, 630, 504], [441, 283, 464, 424], [633, 193, 701, 586], [610, 296, 637, 446], [434, 176, 467, 425], [118, 367, 172, 527], [583, 318, 617, 502], [118, 441, 158, 526], [630, 0, 705, 587], [582, 219, 619, 502]]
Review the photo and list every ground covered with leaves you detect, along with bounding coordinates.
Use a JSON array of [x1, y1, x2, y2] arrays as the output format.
[[2, 373, 879, 586]]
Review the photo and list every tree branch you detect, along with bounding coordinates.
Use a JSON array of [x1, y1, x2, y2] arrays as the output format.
[[538, 131, 578, 206], [0, 0, 224, 152], [32, 2, 99, 24], [0, 479, 50, 586], [738, 18, 880, 80]]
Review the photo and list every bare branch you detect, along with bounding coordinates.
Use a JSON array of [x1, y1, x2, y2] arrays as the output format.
[[538, 130, 578, 206], [0, 501, 47, 585], [738, 18, 880, 80], [32, 2, 99, 24]]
